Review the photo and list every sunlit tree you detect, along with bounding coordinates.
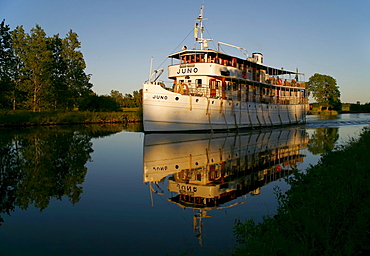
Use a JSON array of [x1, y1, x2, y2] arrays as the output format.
[[11, 25, 53, 111], [307, 73, 341, 111], [61, 30, 92, 109]]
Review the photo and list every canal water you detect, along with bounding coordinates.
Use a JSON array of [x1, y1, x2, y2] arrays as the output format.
[[0, 113, 369, 256]]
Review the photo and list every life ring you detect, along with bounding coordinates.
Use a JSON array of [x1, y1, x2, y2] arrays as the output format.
[[278, 79, 283, 85], [175, 83, 189, 95], [175, 170, 188, 181], [242, 70, 246, 79], [276, 165, 282, 172], [174, 84, 182, 93]]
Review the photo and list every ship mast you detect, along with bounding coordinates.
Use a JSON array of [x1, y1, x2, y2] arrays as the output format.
[[194, 5, 212, 50]]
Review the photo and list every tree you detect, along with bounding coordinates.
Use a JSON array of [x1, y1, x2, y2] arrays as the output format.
[[307, 73, 341, 111], [133, 89, 142, 107], [61, 30, 92, 109], [49, 34, 68, 110], [0, 20, 17, 109], [11, 25, 53, 112], [9, 25, 93, 111], [110, 90, 124, 107], [79, 93, 120, 112]]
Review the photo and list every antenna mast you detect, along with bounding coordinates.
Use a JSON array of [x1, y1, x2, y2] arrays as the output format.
[[194, 5, 212, 50]]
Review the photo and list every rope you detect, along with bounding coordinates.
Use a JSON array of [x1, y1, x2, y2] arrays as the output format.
[[155, 28, 194, 70]]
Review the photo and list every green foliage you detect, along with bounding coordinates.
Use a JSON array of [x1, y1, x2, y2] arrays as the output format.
[[233, 127, 370, 255], [79, 94, 121, 112], [0, 20, 21, 110], [349, 102, 370, 113], [0, 22, 92, 111], [307, 73, 341, 111], [110, 89, 142, 108]]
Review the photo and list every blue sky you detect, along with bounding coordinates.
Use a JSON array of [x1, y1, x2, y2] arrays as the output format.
[[1, 0, 369, 103]]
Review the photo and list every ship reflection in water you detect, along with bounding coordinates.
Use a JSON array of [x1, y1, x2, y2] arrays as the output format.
[[143, 128, 309, 245]]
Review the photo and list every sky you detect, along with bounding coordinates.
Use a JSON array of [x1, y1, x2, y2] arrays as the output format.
[[1, 0, 369, 103]]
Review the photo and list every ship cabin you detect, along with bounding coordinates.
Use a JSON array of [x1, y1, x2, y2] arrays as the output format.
[[167, 49, 307, 105]]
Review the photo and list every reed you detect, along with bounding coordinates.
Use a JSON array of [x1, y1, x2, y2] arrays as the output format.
[[233, 126, 370, 255], [0, 110, 142, 127]]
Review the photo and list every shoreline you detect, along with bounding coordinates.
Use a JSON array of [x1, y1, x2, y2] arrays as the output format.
[[0, 110, 142, 128]]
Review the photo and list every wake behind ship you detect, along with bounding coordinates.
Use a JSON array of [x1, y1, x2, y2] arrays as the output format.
[[142, 5, 308, 132]]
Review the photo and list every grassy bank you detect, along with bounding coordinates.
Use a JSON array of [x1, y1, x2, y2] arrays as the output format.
[[0, 110, 142, 127], [233, 126, 370, 255]]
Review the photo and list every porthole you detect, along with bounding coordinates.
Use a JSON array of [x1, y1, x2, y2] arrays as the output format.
[[195, 99, 199, 102], [236, 103, 239, 106], [195, 162, 199, 165], [175, 165, 179, 169], [175, 97, 179, 101], [212, 101, 214, 104]]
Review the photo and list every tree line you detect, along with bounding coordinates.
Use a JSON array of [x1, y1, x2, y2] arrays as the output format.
[[0, 20, 140, 112]]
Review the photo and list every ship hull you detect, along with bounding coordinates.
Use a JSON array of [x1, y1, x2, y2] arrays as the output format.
[[143, 83, 308, 132]]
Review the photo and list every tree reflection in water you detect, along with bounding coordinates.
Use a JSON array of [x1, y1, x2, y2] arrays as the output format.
[[307, 127, 339, 154], [0, 124, 132, 224]]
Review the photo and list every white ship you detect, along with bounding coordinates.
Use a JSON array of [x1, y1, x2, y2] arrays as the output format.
[[142, 5, 308, 132]]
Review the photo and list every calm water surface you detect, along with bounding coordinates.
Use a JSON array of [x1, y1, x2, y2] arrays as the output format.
[[1, 113, 370, 256]]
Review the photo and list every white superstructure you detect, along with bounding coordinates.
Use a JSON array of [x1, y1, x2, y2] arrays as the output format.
[[143, 5, 308, 132]]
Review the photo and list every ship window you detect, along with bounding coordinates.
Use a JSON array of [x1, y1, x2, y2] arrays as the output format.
[[227, 82, 232, 91], [196, 79, 202, 87]]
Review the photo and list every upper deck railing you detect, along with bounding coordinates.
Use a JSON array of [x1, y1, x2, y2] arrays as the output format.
[[160, 82, 308, 105]]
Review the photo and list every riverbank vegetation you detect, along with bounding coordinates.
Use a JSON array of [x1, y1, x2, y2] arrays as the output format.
[[0, 110, 141, 127], [233, 126, 370, 255]]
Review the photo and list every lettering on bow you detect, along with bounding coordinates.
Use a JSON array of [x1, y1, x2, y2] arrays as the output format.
[[152, 95, 168, 100]]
